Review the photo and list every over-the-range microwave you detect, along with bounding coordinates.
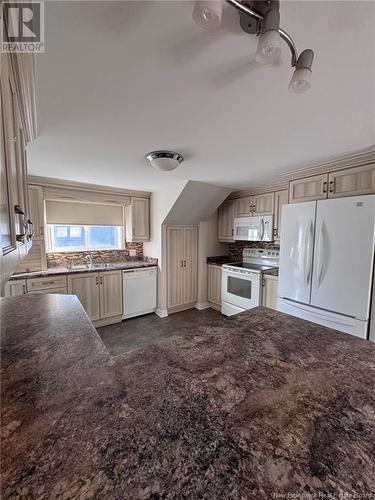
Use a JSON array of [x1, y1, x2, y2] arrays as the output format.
[[233, 215, 273, 242]]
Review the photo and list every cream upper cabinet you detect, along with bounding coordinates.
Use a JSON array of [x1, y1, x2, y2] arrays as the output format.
[[126, 197, 150, 242], [207, 264, 222, 307], [28, 185, 44, 238], [99, 270, 123, 319], [262, 274, 278, 310], [234, 196, 252, 217], [273, 190, 288, 241], [167, 225, 198, 311], [327, 164, 375, 198], [253, 192, 274, 215], [289, 174, 328, 203], [68, 272, 101, 321], [218, 200, 234, 242]]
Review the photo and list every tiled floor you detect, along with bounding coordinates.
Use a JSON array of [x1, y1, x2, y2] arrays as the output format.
[[97, 308, 223, 356]]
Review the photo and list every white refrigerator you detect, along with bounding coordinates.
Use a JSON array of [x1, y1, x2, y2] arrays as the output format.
[[277, 194, 375, 339]]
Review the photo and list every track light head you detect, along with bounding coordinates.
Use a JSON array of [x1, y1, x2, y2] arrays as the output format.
[[289, 49, 314, 93], [255, 8, 281, 64]]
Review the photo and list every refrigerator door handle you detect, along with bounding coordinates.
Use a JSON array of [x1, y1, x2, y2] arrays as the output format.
[[303, 220, 313, 285], [306, 220, 314, 285], [260, 219, 265, 240], [315, 222, 326, 289]]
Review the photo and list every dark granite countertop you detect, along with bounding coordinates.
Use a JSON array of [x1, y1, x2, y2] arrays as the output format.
[[206, 255, 232, 266], [10, 258, 158, 280], [2, 297, 375, 498], [263, 268, 279, 277]]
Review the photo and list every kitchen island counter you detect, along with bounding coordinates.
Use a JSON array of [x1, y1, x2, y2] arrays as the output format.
[[2, 297, 375, 498]]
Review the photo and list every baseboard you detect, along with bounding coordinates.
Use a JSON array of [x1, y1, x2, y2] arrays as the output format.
[[167, 302, 196, 314], [93, 314, 123, 328], [208, 302, 222, 312], [195, 302, 210, 310], [155, 308, 168, 318]]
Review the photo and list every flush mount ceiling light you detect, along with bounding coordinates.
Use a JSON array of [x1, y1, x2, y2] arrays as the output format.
[[193, 0, 315, 93], [146, 151, 184, 172]]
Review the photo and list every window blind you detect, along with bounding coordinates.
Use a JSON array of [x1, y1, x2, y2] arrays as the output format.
[[45, 200, 123, 226]]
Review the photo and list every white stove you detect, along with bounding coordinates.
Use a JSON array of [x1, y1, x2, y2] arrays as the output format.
[[222, 248, 279, 316]]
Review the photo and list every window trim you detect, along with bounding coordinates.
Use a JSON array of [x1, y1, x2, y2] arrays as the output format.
[[46, 224, 125, 253]]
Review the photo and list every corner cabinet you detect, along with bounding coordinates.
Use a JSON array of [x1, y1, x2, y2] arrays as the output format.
[[125, 197, 150, 242], [218, 200, 234, 242], [68, 270, 123, 326], [207, 264, 222, 311], [262, 274, 279, 310]]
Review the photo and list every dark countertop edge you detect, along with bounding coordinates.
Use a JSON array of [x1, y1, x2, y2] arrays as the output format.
[[10, 259, 158, 280]]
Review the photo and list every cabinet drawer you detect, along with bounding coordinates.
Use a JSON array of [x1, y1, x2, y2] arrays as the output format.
[[27, 275, 67, 291], [28, 287, 68, 295]]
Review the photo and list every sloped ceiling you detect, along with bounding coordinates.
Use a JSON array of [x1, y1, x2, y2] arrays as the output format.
[[27, 1, 375, 191]]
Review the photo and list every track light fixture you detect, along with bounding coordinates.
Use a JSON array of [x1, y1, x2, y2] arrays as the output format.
[[192, 0, 315, 93]]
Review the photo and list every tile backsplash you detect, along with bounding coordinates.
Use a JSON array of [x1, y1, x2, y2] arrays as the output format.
[[228, 241, 280, 261], [47, 242, 143, 268]]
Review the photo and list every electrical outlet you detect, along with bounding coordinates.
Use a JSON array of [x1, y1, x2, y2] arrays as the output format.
[[129, 249, 137, 257]]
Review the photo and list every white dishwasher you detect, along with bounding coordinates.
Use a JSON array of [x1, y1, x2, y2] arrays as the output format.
[[122, 267, 157, 319]]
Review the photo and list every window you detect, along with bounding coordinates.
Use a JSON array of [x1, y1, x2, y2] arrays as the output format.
[[47, 225, 123, 252]]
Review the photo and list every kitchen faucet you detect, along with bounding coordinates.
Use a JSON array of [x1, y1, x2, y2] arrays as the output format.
[[84, 254, 93, 268]]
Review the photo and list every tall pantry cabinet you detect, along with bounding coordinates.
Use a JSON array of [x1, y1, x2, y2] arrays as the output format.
[[166, 226, 198, 312]]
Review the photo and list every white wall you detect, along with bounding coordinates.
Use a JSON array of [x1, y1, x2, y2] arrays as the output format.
[[197, 213, 228, 307], [143, 182, 187, 315], [144, 181, 232, 315]]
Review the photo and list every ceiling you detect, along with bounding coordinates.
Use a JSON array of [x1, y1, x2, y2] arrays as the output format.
[[28, 1, 375, 191]]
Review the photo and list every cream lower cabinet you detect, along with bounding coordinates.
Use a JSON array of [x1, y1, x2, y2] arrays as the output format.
[[68, 270, 123, 325], [4, 280, 27, 296], [167, 226, 198, 312], [218, 200, 234, 242], [262, 274, 279, 310], [273, 190, 288, 241], [99, 270, 123, 319], [207, 264, 222, 311]]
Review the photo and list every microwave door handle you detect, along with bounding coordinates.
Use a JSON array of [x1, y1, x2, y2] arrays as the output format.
[[260, 219, 264, 240]]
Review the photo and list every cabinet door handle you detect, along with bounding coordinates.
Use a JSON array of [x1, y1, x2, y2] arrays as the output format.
[[22, 285, 26, 294], [40, 226, 44, 236], [322, 181, 327, 194], [184, 260, 186, 267], [273, 228, 277, 238], [96, 277, 99, 285], [329, 180, 335, 193], [100, 276, 103, 285], [180, 260, 184, 267]]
